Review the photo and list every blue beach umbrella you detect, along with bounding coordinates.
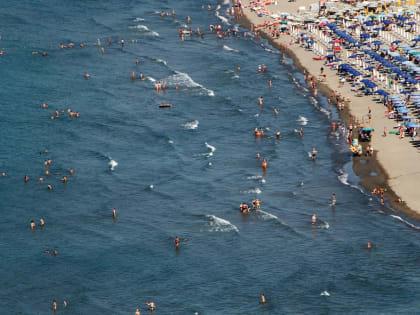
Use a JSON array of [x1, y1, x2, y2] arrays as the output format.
[[376, 89, 389, 96], [397, 107, 409, 113], [392, 40, 402, 44], [362, 126, 375, 131]]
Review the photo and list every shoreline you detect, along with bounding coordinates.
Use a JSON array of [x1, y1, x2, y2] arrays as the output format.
[[235, 7, 420, 221]]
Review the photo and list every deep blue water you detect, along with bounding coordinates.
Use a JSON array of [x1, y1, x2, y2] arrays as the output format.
[[1, 0, 420, 314]]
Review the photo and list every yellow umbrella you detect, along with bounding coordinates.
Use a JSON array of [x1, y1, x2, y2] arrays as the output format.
[[411, 0, 415, 5], [398, 0, 401, 6]]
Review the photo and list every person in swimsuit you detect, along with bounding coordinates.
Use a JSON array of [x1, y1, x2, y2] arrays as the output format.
[[312, 148, 317, 160]]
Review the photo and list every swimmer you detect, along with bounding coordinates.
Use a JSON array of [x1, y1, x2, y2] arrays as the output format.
[[47, 159, 52, 165], [269, 80, 272, 88], [260, 294, 266, 304], [40, 218, 45, 228], [256, 152, 260, 159], [175, 236, 180, 248], [45, 170, 50, 176], [55, 110, 59, 118], [262, 159, 267, 170], [367, 241, 371, 249], [101, 47, 104, 55], [311, 148, 317, 160], [53, 300, 57, 312], [113, 208, 117, 218], [63, 301, 67, 308], [258, 96, 263, 106], [42, 102, 48, 108], [299, 127, 303, 137], [131, 72, 135, 80], [331, 193, 336, 206], [30, 220, 36, 230], [276, 131, 281, 139], [135, 309, 140, 315], [237, 66, 240, 71], [146, 301, 155, 311], [121, 39, 124, 48], [62, 176, 67, 183], [24, 175, 29, 183], [47, 184, 52, 191], [42, 51, 47, 56], [136, 58, 139, 64], [84, 73, 90, 79], [273, 107, 278, 116], [69, 169, 74, 175], [107, 37, 111, 45], [80, 43, 84, 48], [1, 172, 5, 176], [312, 214, 316, 224], [53, 249, 58, 256]]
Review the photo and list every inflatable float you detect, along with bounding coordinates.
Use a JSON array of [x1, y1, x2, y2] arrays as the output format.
[[159, 103, 172, 108], [350, 139, 362, 156]]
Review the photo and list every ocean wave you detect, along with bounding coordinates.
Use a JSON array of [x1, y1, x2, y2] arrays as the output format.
[[241, 188, 262, 194], [247, 175, 263, 180], [206, 215, 238, 232], [152, 58, 167, 65], [320, 291, 330, 296], [146, 76, 156, 82], [215, 10, 230, 25], [297, 115, 308, 126], [133, 18, 145, 22], [337, 168, 364, 193], [129, 24, 159, 36], [108, 157, 118, 171], [204, 142, 216, 157], [257, 210, 278, 221], [182, 120, 199, 130], [166, 71, 215, 96], [223, 45, 240, 53], [390, 215, 420, 230], [223, 0, 230, 4]]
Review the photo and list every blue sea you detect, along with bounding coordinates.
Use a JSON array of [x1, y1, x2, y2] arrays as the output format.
[[1, 0, 420, 314]]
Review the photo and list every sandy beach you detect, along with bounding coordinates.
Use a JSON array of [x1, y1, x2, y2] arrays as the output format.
[[239, 0, 420, 219]]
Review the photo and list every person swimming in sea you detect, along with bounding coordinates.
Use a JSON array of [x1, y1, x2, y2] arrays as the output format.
[[331, 194, 336, 206], [311, 148, 317, 160], [312, 214, 316, 224], [174, 236, 180, 248]]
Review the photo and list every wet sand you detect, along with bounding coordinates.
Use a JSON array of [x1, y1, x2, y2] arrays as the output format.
[[237, 1, 420, 220]]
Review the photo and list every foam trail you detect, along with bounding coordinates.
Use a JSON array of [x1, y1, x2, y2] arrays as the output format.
[[297, 115, 308, 125], [183, 120, 199, 130], [166, 71, 214, 96], [205, 142, 216, 157], [206, 215, 238, 232], [129, 24, 159, 36], [215, 10, 230, 25], [247, 175, 263, 180], [223, 45, 240, 53], [108, 158, 118, 171], [147, 76, 156, 82], [258, 210, 278, 220], [390, 215, 420, 230], [153, 58, 167, 65], [320, 291, 330, 296], [134, 18, 145, 22], [241, 188, 262, 194]]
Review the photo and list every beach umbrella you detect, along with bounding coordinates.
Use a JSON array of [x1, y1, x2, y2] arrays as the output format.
[[400, 90, 412, 94], [397, 107, 409, 113], [376, 89, 389, 96], [372, 40, 383, 46], [349, 55, 357, 58], [405, 122, 420, 128], [362, 126, 375, 131], [407, 21, 416, 25], [392, 40, 402, 44], [401, 116, 413, 120], [364, 21, 375, 26], [366, 66, 375, 70], [383, 20, 393, 25]]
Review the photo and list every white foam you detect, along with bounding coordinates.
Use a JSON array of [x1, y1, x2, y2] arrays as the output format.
[[390, 215, 420, 230], [215, 11, 230, 25], [223, 0, 230, 4], [241, 188, 262, 194], [147, 76, 156, 82], [258, 210, 278, 220], [168, 140, 174, 144], [108, 159, 118, 171], [338, 172, 349, 186], [134, 18, 145, 22], [247, 175, 263, 180], [129, 24, 159, 36], [216, 4, 221, 10], [223, 45, 240, 53], [297, 115, 308, 125], [205, 142, 216, 157], [320, 291, 330, 296], [206, 215, 238, 232], [154, 58, 167, 65], [148, 184, 154, 189], [183, 120, 199, 130], [166, 71, 214, 96]]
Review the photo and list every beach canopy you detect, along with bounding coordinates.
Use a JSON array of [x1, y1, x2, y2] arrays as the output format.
[[362, 126, 374, 131], [392, 40, 402, 44], [397, 107, 409, 113], [405, 122, 420, 128], [383, 20, 393, 25], [407, 21, 416, 26], [372, 40, 382, 46], [376, 89, 389, 96], [360, 79, 377, 88]]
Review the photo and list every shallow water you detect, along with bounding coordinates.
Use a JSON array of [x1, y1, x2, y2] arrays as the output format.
[[1, 0, 420, 314]]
